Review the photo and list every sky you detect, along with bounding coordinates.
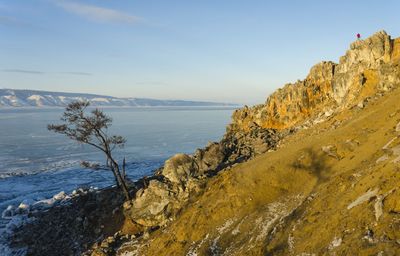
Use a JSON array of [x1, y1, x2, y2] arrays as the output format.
[[1, 1, 400, 105]]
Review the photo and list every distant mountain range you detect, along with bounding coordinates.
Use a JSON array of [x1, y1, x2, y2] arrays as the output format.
[[0, 89, 236, 107]]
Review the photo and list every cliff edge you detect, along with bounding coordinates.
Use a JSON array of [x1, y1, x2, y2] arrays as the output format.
[[231, 30, 400, 131]]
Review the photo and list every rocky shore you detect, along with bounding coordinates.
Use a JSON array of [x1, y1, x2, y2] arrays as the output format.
[[9, 187, 124, 255], [6, 30, 400, 255]]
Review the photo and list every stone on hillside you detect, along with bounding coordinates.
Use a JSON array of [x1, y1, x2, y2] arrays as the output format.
[[128, 180, 179, 227], [321, 145, 341, 159], [347, 188, 379, 210], [376, 154, 389, 163], [328, 237, 342, 250], [382, 137, 397, 150], [374, 195, 384, 221], [222, 125, 279, 162], [194, 142, 225, 173], [126, 176, 206, 228], [161, 154, 198, 185]]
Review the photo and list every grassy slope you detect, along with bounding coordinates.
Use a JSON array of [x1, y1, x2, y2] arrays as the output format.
[[120, 86, 400, 255]]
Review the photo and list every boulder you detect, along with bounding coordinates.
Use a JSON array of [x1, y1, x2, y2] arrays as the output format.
[[161, 154, 198, 185], [194, 142, 226, 173], [128, 180, 179, 227], [222, 124, 279, 161]]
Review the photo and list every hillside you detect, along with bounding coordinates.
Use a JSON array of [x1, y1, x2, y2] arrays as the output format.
[[122, 80, 400, 255], [0, 89, 235, 107], [113, 30, 400, 255]]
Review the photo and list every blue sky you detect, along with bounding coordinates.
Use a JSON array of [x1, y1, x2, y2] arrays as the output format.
[[1, 1, 399, 104]]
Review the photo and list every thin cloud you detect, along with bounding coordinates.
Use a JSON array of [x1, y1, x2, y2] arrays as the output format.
[[55, 1, 141, 24], [3, 69, 92, 76], [60, 71, 92, 76], [135, 81, 169, 86], [3, 69, 44, 74]]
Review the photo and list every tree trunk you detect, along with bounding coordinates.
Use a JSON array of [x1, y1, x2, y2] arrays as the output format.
[[108, 157, 120, 188], [102, 149, 131, 201], [106, 154, 131, 201], [114, 164, 131, 201], [122, 158, 126, 181]]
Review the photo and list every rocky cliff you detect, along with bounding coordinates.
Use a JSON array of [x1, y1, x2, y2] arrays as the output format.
[[230, 30, 400, 131]]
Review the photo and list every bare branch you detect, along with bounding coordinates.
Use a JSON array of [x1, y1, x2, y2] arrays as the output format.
[[47, 100, 131, 200]]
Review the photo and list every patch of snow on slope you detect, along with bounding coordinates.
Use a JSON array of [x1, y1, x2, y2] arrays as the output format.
[[186, 234, 209, 256], [91, 98, 110, 103], [347, 188, 378, 210], [3, 95, 21, 106], [27, 95, 43, 106], [0, 189, 100, 255]]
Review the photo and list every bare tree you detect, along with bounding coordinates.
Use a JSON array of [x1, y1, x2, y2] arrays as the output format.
[[48, 101, 131, 200]]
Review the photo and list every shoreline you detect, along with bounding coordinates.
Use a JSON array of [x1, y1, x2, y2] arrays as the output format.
[[0, 160, 163, 255], [2, 185, 127, 255]]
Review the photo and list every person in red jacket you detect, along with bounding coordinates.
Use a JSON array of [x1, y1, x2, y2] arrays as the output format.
[[357, 33, 361, 40]]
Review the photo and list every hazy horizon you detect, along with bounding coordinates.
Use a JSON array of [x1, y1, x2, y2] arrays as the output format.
[[1, 0, 400, 105], [0, 87, 239, 103]]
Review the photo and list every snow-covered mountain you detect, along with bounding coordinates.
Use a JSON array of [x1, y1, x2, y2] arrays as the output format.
[[0, 89, 235, 107]]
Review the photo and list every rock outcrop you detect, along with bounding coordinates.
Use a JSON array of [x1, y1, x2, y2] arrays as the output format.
[[230, 30, 400, 131], [125, 128, 281, 228]]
